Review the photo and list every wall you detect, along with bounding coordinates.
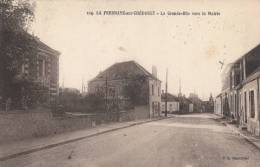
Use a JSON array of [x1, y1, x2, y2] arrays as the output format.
[[161, 101, 179, 113], [0, 110, 92, 143], [214, 96, 222, 116], [239, 79, 260, 136], [149, 79, 161, 117], [189, 104, 194, 112], [0, 107, 150, 143], [132, 105, 150, 119]]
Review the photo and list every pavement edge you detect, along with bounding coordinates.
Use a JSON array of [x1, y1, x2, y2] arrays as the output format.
[[223, 122, 260, 151], [0, 116, 171, 161]]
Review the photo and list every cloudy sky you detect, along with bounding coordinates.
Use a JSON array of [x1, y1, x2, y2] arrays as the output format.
[[32, 0, 260, 99]]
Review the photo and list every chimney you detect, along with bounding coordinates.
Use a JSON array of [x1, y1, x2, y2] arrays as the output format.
[[152, 65, 157, 78]]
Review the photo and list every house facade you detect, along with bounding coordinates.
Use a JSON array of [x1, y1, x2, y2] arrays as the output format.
[[215, 44, 260, 136], [88, 61, 161, 118], [35, 39, 60, 104], [161, 93, 180, 113], [0, 32, 60, 109]]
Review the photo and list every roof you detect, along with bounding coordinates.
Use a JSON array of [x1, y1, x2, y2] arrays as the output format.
[[233, 43, 260, 64], [181, 97, 192, 104], [221, 43, 260, 79], [35, 38, 60, 56], [22, 30, 60, 56], [243, 66, 260, 84], [90, 61, 161, 82], [216, 93, 222, 98], [161, 93, 179, 102]]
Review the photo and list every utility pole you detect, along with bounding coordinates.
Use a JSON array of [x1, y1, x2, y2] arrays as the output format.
[[81, 77, 84, 94], [105, 75, 108, 112], [179, 78, 182, 96], [165, 68, 168, 117]]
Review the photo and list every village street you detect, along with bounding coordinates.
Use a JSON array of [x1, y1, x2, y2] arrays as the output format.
[[1, 113, 260, 167]]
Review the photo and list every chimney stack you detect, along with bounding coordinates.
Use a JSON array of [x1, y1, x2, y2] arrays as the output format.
[[152, 65, 157, 78]]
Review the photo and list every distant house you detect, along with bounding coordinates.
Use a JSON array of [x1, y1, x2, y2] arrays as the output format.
[[202, 95, 214, 113], [161, 93, 179, 113], [188, 93, 202, 112], [178, 95, 193, 113], [88, 61, 161, 118], [214, 94, 222, 115], [60, 88, 80, 95]]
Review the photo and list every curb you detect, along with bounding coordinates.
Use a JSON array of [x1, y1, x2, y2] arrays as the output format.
[[0, 117, 169, 161], [224, 122, 260, 151]]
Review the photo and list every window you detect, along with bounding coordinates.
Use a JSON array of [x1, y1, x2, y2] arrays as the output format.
[[45, 60, 48, 76], [158, 87, 160, 96], [108, 87, 115, 97], [249, 90, 255, 118], [38, 59, 45, 77], [21, 63, 28, 75], [152, 84, 154, 96]]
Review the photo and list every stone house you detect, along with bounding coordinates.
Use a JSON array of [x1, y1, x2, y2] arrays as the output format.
[[0, 31, 60, 109], [34, 38, 60, 104], [88, 61, 161, 118]]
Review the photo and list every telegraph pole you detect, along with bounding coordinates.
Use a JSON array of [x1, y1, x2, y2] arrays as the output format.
[[105, 75, 108, 112], [165, 68, 168, 117]]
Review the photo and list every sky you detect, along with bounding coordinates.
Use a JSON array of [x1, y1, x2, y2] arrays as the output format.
[[32, 0, 260, 100]]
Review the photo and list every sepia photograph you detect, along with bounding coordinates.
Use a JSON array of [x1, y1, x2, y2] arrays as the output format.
[[0, 0, 260, 166]]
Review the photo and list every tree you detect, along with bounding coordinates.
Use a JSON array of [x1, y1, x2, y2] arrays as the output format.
[[0, 0, 40, 109], [0, 0, 35, 31], [84, 93, 106, 112]]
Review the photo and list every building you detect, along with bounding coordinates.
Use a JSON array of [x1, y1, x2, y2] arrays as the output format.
[[0, 31, 60, 109], [23, 34, 60, 104], [161, 92, 180, 113], [60, 88, 80, 95], [214, 94, 222, 115], [215, 43, 260, 136], [202, 94, 214, 113], [188, 93, 202, 112], [178, 95, 193, 113], [88, 61, 161, 118], [36, 39, 60, 103]]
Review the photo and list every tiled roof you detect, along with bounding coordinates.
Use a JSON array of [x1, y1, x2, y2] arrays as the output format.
[[161, 93, 179, 102], [90, 61, 160, 82], [22, 30, 60, 56]]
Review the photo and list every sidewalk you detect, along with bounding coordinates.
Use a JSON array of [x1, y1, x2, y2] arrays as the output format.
[[215, 116, 260, 150], [0, 117, 167, 161]]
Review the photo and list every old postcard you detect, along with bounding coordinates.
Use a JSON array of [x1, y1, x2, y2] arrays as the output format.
[[0, 0, 260, 166]]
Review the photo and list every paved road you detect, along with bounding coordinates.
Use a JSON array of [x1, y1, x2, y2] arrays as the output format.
[[1, 113, 260, 167]]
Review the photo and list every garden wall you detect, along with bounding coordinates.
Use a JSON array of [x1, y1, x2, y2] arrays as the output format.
[[0, 106, 150, 143]]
